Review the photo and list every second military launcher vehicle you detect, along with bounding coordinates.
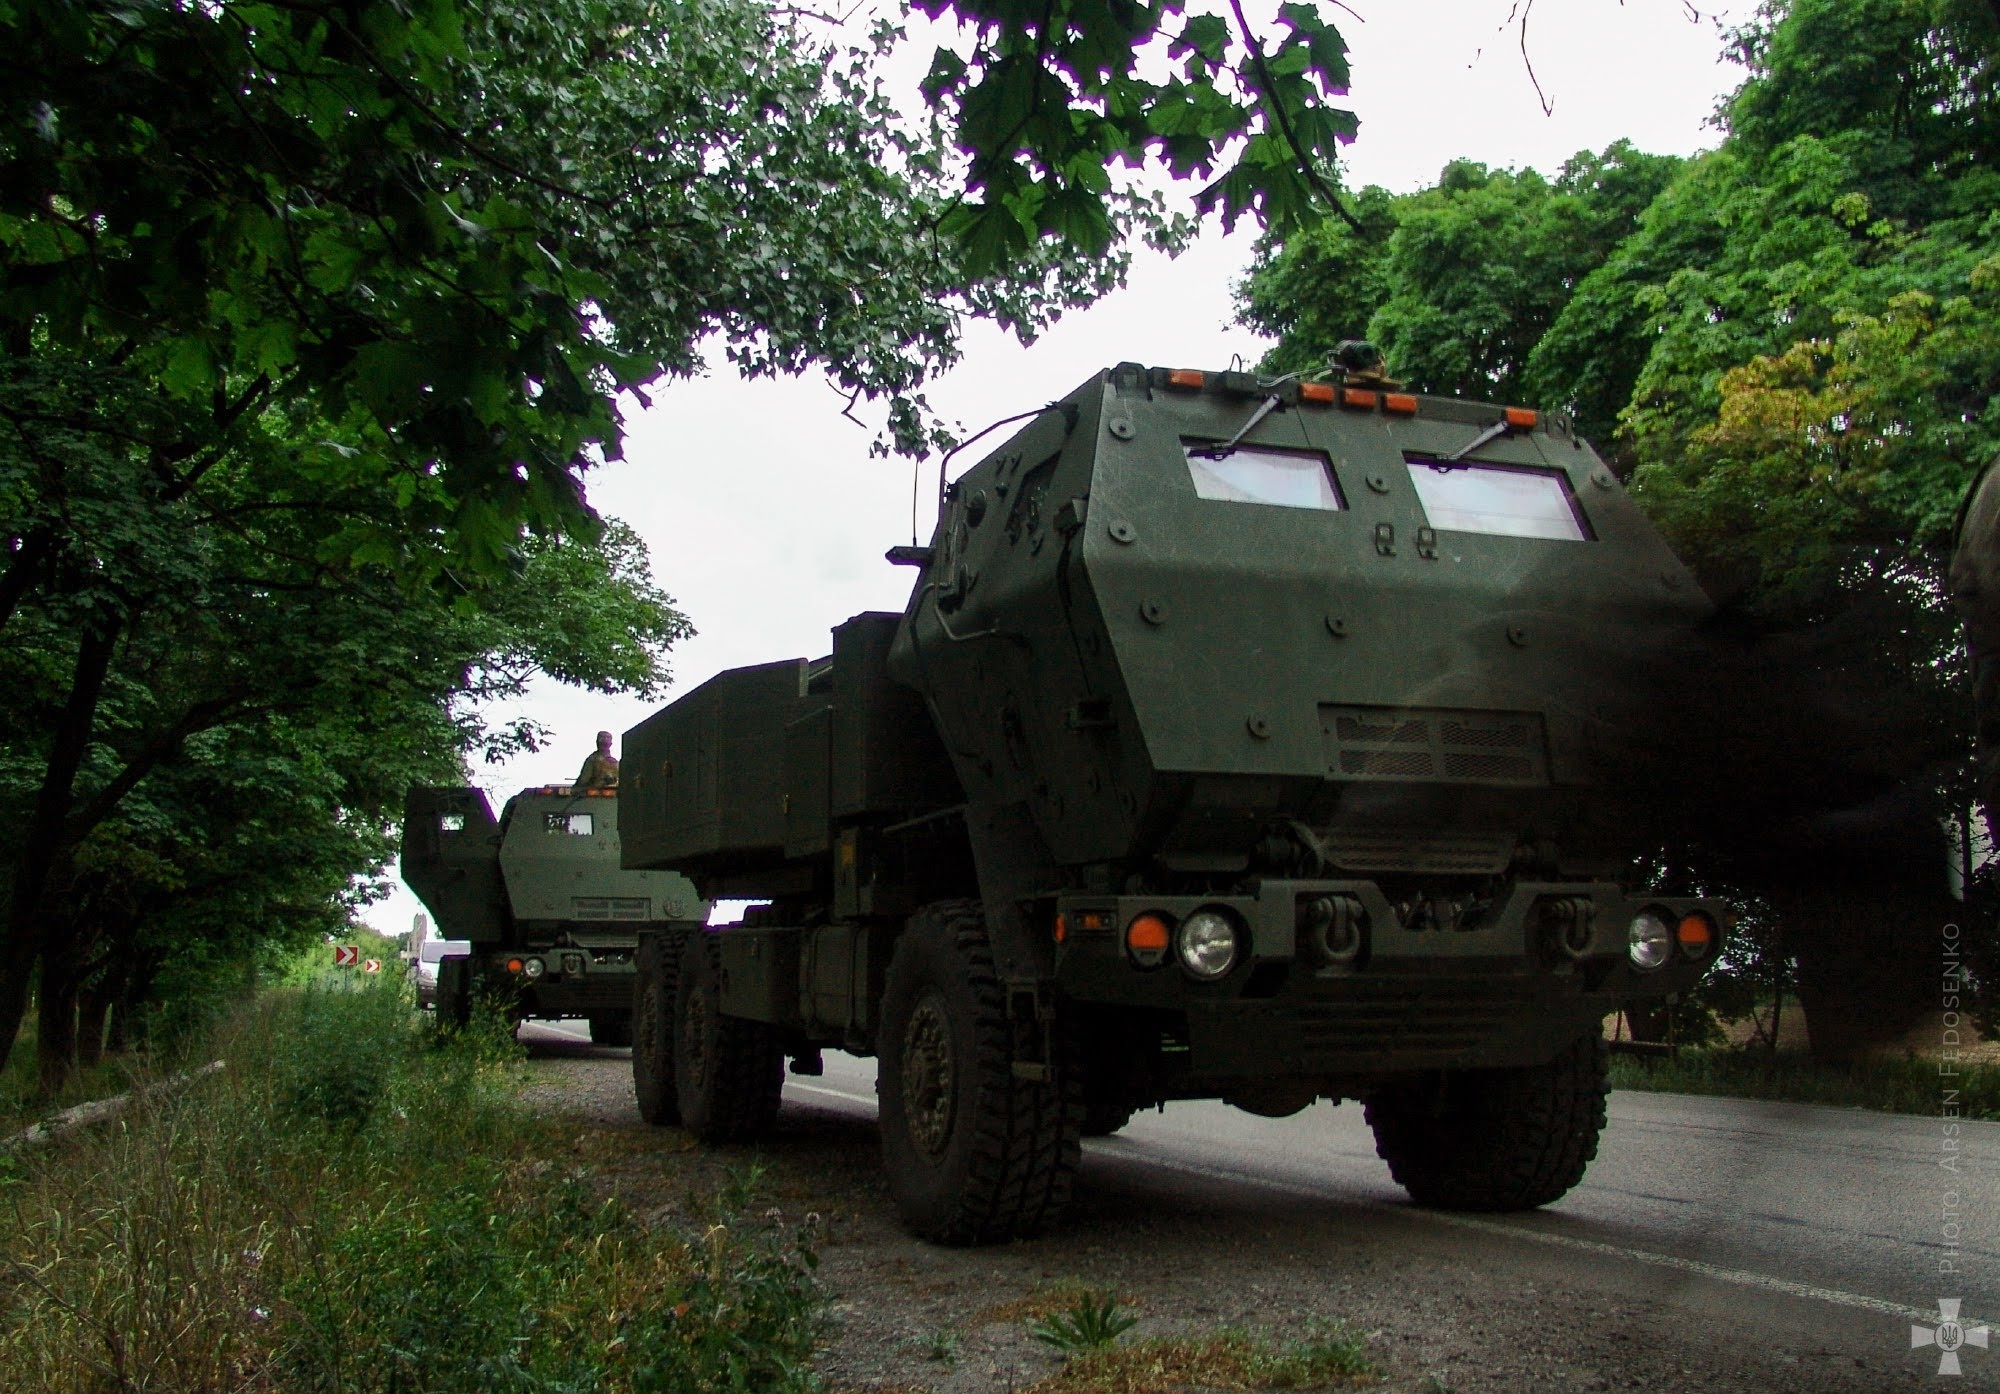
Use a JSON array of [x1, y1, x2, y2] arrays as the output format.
[[401, 784, 705, 1043], [621, 360, 1726, 1244]]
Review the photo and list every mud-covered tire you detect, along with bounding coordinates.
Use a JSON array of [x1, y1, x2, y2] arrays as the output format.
[[589, 1012, 632, 1048], [1364, 1035, 1608, 1211], [674, 932, 783, 1143], [435, 957, 472, 1031], [877, 899, 1082, 1245], [632, 934, 680, 1125]]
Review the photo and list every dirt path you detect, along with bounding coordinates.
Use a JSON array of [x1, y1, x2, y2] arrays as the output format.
[[516, 1025, 1961, 1393]]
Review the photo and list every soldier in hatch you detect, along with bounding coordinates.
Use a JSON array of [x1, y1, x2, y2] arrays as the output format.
[[576, 730, 620, 789]]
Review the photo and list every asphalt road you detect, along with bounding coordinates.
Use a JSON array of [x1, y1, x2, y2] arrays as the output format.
[[520, 1019, 1998, 1386]]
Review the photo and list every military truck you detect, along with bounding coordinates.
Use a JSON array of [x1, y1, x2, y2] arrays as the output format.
[[401, 784, 706, 1044], [621, 361, 1726, 1244]]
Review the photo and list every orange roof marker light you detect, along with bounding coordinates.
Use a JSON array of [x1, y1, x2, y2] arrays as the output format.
[[1300, 382, 1336, 405], [1166, 369, 1206, 390], [1384, 392, 1419, 415], [1341, 387, 1379, 410], [1504, 406, 1539, 430]]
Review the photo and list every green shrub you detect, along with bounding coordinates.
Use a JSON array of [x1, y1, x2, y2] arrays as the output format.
[[0, 978, 823, 1394]]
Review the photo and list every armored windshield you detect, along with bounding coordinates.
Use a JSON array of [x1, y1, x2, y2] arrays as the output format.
[[1406, 458, 1591, 541], [1183, 444, 1344, 511]]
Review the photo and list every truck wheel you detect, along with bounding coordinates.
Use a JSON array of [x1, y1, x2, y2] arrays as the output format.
[[877, 900, 1082, 1244], [589, 1013, 633, 1048], [632, 935, 679, 1125], [674, 933, 783, 1143], [435, 957, 472, 1032], [1364, 1035, 1608, 1212]]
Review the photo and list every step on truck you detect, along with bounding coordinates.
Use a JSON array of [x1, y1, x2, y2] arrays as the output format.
[[620, 359, 1727, 1244], [401, 784, 706, 1044]]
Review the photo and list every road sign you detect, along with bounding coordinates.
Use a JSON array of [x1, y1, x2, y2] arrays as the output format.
[[362, 959, 382, 974], [333, 945, 359, 967]]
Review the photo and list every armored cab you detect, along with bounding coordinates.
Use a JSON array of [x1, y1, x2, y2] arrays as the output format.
[[623, 362, 1727, 1244], [401, 784, 706, 1043]]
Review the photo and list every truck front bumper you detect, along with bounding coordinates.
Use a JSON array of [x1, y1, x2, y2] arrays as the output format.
[[1052, 879, 1721, 1077], [475, 946, 637, 1017]]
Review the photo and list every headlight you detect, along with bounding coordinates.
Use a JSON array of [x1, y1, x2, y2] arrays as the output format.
[[1177, 909, 1240, 980], [523, 957, 546, 979], [1627, 912, 1672, 970]]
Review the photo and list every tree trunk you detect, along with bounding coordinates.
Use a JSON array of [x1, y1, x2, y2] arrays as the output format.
[[76, 982, 111, 1070], [1775, 881, 1949, 1064], [36, 932, 81, 1096], [0, 617, 121, 1078]]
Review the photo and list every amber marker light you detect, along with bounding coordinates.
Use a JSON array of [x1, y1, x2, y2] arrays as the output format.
[[506, 957, 525, 974], [1384, 392, 1419, 415], [1126, 912, 1171, 968], [1677, 912, 1716, 960], [1053, 914, 1069, 944], [1341, 387, 1379, 410], [1300, 382, 1336, 405], [1504, 406, 1539, 429], [1166, 369, 1205, 390]]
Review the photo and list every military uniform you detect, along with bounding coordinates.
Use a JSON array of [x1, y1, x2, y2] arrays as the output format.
[[576, 749, 620, 788]]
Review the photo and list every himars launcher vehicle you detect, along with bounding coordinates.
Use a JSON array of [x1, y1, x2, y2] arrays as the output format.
[[619, 359, 1727, 1244], [401, 785, 705, 1044]]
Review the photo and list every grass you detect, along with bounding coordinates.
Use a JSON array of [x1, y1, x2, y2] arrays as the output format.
[[978, 1276, 1115, 1326], [0, 975, 823, 1393], [1031, 1294, 1140, 1353], [1021, 1329, 1376, 1394], [1609, 1047, 2000, 1119]]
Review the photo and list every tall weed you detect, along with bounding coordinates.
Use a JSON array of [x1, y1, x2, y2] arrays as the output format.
[[0, 979, 822, 1394]]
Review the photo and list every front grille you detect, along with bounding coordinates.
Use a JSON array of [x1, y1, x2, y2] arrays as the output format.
[[1322, 704, 1550, 787], [1294, 981, 1525, 1057], [1319, 828, 1514, 874], [572, 896, 650, 921]]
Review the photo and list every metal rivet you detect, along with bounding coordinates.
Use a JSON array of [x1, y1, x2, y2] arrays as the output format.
[[1141, 598, 1168, 625], [1247, 715, 1271, 740], [1507, 624, 1528, 647], [1325, 614, 1348, 638], [1366, 473, 1390, 493], [1108, 417, 1136, 440], [1109, 521, 1138, 544]]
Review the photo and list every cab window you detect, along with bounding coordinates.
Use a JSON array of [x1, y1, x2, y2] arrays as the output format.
[[438, 813, 466, 833], [1406, 459, 1590, 541], [545, 812, 593, 836], [1183, 444, 1344, 512]]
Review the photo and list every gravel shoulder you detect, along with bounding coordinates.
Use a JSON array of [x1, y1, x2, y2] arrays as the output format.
[[515, 1026, 1967, 1393]]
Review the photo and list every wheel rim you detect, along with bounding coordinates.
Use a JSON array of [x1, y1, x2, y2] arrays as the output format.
[[901, 992, 956, 1161], [682, 982, 709, 1091]]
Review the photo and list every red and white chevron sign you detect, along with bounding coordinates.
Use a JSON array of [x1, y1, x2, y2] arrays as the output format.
[[362, 959, 382, 974], [333, 944, 360, 967]]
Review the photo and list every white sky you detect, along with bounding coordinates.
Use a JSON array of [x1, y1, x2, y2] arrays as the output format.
[[364, 0, 1744, 937]]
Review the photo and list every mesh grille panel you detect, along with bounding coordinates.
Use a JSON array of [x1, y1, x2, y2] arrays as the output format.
[[1322, 705, 1549, 787]]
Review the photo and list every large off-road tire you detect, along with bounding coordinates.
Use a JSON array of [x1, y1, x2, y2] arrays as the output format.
[[632, 934, 680, 1125], [674, 932, 784, 1143], [877, 899, 1082, 1245], [589, 1012, 633, 1048], [1364, 1035, 1609, 1212], [435, 957, 472, 1031]]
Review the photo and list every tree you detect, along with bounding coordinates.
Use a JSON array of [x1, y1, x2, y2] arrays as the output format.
[[1237, 142, 1679, 430]]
